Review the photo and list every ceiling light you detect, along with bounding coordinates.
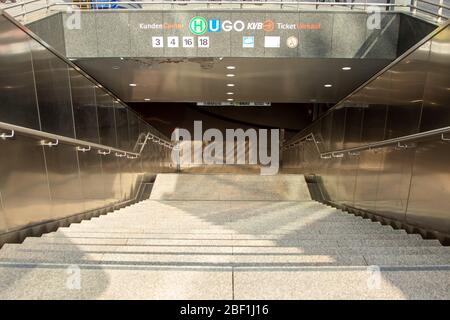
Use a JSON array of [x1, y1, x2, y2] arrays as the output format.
[[129, 83, 137, 87], [324, 84, 332, 88], [144, 98, 151, 101], [227, 84, 235, 87], [342, 67, 351, 71], [226, 74, 235, 77], [112, 66, 120, 70], [227, 98, 234, 101], [120, 57, 124, 60], [226, 66, 236, 70], [226, 92, 234, 95]]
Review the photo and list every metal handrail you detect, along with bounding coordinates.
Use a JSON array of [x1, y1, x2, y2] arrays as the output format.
[[1, 0, 42, 10], [282, 127, 450, 158], [3, 0, 449, 22], [50, 1, 400, 5], [0, 121, 140, 156], [0, 121, 174, 158], [417, 0, 450, 11]]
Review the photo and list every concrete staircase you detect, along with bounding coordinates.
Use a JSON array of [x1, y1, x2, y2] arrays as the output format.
[[0, 174, 449, 299]]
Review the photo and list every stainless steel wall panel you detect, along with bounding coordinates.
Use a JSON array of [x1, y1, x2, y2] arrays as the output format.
[[334, 105, 363, 203], [0, 134, 51, 232], [78, 151, 105, 211], [320, 113, 333, 151], [281, 23, 450, 240], [100, 154, 122, 205], [329, 107, 346, 151], [361, 104, 388, 143], [31, 42, 75, 138], [335, 156, 359, 205], [374, 147, 415, 221], [322, 158, 340, 201], [406, 139, 450, 234], [130, 159, 143, 199], [118, 158, 134, 201], [44, 144, 84, 220], [114, 103, 130, 151], [384, 42, 430, 139], [70, 69, 100, 144], [352, 150, 384, 211], [0, 192, 8, 234], [420, 27, 450, 131], [0, 12, 174, 246], [96, 88, 117, 147], [128, 110, 140, 152], [342, 103, 364, 148], [347, 73, 392, 107], [322, 108, 344, 200], [0, 17, 40, 129]]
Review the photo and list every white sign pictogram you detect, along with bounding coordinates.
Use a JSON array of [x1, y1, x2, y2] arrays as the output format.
[[264, 36, 280, 48], [287, 36, 299, 48]]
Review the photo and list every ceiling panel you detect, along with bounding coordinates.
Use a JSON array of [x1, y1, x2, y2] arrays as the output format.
[[74, 57, 391, 103]]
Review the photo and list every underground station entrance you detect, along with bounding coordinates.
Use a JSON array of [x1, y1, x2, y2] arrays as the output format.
[[0, 1, 449, 301]]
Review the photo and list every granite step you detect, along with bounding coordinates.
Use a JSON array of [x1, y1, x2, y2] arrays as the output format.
[[4, 243, 450, 256], [21, 236, 442, 248], [41, 231, 423, 241]]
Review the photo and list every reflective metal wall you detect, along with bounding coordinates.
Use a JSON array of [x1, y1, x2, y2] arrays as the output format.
[[282, 22, 450, 240], [0, 13, 174, 245]]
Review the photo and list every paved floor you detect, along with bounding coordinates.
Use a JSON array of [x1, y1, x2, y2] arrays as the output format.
[[1, 200, 449, 299], [1, 174, 449, 299]]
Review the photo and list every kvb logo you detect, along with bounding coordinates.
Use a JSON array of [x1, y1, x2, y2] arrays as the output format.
[[171, 121, 280, 175], [189, 17, 207, 35]]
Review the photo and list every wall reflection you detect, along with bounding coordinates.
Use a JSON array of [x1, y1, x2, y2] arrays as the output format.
[[0, 14, 173, 244], [282, 24, 450, 237]]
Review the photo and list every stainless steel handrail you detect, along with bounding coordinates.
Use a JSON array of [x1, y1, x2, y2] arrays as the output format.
[[282, 127, 450, 158], [3, 0, 449, 22], [0, 121, 174, 157], [1, 0, 43, 10], [0, 121, 140, 156], [418, 0, 450, 11]]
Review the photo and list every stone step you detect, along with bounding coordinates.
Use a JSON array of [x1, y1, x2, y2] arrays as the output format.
[[21, 236, 442, 247], [364, 254, 450, 266], [76, 219, 386, 227], [91, 214, 365, 222], [1, 263, 449, 300], [66, 225, 397, 235], [41, 231, 423, 241], [105, 212, 361, 221], [1, 248, 449, 267], [4, 243, 450, 256], [48, 227, 409, 237], [56, 225, 403, 235], [149, 174, 313, 201]]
